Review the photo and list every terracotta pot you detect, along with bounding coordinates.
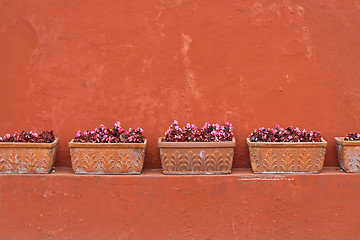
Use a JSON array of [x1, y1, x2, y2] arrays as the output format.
[[68, 139, 146, 175], [158, 137, 236, 175], [247, 138, 327, 173], [335, 137, 360, 173], [0, 138, 58, 174]]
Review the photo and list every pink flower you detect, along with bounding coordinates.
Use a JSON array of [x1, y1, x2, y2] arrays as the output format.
[[73, 122, 145, 143], [165, 121, 233, 142], [250, 125, 322, 142], [345, 133, 360, 141], [0, 131, 55, 143]]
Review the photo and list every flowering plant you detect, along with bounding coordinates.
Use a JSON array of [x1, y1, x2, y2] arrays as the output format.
[[74, 122, 145, 143], [344, 133, 360, 141], [164, 120, 233, 142], [249, 125, 322, 142], [0, 130, 55, 143]]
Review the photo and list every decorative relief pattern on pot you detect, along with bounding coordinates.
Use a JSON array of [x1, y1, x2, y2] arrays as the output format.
[[160, 149, 234, 174], [343, 147, 360, 172], [249, 147, 326, 173], [0, 148, 56, 174], [70, 148, 145, 174]]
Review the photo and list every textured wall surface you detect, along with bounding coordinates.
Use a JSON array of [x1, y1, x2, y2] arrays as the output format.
[[1, 0, 360, 168], [1, 168, 360, 239]]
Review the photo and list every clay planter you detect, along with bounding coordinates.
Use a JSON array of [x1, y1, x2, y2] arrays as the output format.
[[335, 137, 360, 173], [68, 140, 146, 175], [158, 137, 236, 175], [0, 138, 58, 174], [247, 138, 327, 173]]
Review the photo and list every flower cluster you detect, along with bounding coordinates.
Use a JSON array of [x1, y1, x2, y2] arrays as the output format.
[[74, 122, 145, 143], [249, 125, 322, 142], [344, 133, 360, 141], [0, 130, 55, 143], [165, 120, 233, 142]]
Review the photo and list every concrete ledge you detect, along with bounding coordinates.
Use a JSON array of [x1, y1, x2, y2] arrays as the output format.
[[1, 167, 359, 239]]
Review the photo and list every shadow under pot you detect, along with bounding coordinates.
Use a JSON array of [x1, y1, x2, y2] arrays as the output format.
[[247, 138, 327, 174], [158, 137, 236, 175], [68, 140, 146, 175], [0, 139, 58, 174], [335, 137, 360, 173]]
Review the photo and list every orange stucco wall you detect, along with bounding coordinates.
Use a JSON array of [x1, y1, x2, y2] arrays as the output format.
[[1, 0, 360, 169]]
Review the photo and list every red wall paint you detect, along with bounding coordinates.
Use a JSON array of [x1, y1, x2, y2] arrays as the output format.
[[0, 0, 360, 168]]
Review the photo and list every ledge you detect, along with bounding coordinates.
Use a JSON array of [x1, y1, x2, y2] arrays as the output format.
[[1, 166, 352, 178], [1, 167, 359, 239]]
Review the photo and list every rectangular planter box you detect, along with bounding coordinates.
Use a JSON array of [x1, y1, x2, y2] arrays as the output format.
[[335, 137, 360, 173], [247, 138, 327, 173], [158, 137, 236, 175], [0, 138, 58, 174], [68, 139, 146, 175]]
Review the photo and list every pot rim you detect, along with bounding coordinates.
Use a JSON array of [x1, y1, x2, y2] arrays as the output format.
[[157, 137, 236, 148], [0, 138, 59, 148], [335, 137, 360, 146], [68, 139, 147, 148], [247, 137, 327, 147]]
